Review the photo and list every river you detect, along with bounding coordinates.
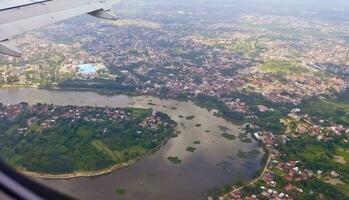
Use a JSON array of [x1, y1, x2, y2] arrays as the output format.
[[0, 88, 263, 200]]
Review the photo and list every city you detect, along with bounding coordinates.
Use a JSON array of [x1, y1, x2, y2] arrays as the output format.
[[0, 0, 348, 200]]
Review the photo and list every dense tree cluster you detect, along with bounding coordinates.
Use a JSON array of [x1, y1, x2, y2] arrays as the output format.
[[0, 105, 175, 174]]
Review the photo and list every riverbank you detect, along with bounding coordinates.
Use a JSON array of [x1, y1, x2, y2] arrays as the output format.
[[20, 162, 129, 179], [218, 152, 271, 200], [0, 84, 39, 88], [0, 87, 264, 200], [207, 135, 270, 199]]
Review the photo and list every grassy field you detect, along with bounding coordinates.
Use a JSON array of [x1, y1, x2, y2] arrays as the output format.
[[78, 126, 93, 137], [301, 98, 349, 126], [270, 167, 286, 177], [333, 148, 349, 196], [335, 149, 349, 167], [129, 108, 151, 118], [335, 183, 349, 196], [123, 146, 147, 158], [220, 39, 264, 57], [301, 145, 328, 161], [92, 140, 120, 162], [260, 60, 307, 74]]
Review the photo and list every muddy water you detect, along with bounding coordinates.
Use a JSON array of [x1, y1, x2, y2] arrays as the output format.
[[0, 88, 263, 200]]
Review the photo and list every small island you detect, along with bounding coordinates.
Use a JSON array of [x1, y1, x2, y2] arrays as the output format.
[[186, 146, 197, 152], [240, 137, 253, 143], [248, 149, 261, 156], [115, 188, 127, 196], [237, 150, 247, 159], [222, 132, 236, 140], [0, 103, 176, 176], [167, 156, 181, 164], [185, 115, 195, 120]]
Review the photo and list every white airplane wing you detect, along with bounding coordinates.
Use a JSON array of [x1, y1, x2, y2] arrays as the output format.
[[0, 0, 120, 57]]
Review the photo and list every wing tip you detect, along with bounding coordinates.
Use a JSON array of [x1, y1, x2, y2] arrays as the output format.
[[88, 9, 119, 21], [0, 40, 21, 57]]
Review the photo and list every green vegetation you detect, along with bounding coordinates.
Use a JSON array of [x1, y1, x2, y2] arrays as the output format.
[[241, 137, 253, 143], [92, 140, 121, 162], [248, 149, 261, 156], [185, 115, 195, 120], [170, 133, 179, 138], [300, 97, 349, 126], [260, 60, 307, 74], [337, 89, 349, 104], [0, 104, 175, 174], [237, 150, 247, 159], [194, 93, 288, 134], [115, 188, 126, 195], [194, 33, 266, 59], [167, 156, 181, 164], [219, 38, 264, 57], [278, 135, 349, 198], [221, 132, 236, 140], [186, 146, 197, 152], [270, 167, 286, 177], [58, 79, 137, 94], [335, 149, 349, 167], [193, 140, 201, 144]]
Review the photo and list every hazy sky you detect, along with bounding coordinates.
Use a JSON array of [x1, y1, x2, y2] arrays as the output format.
[[181, 0, 349, 10], [114, 0, 349, 23]]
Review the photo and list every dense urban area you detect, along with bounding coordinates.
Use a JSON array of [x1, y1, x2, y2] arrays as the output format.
[[0, 0, 349, 199]]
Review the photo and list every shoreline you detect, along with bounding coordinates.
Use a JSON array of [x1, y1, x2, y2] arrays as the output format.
[[0, 86, 267, 193], [20, 162, 129, 179], [0, 85, 39, 89], [215, 134, 272, 199], [218, 152, 271, 200]]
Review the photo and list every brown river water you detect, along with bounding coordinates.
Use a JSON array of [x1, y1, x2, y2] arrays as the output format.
[[0, 88, 263, 200]]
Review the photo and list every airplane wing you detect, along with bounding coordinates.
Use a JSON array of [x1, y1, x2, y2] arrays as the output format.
[[0, 0, 120, 57]]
